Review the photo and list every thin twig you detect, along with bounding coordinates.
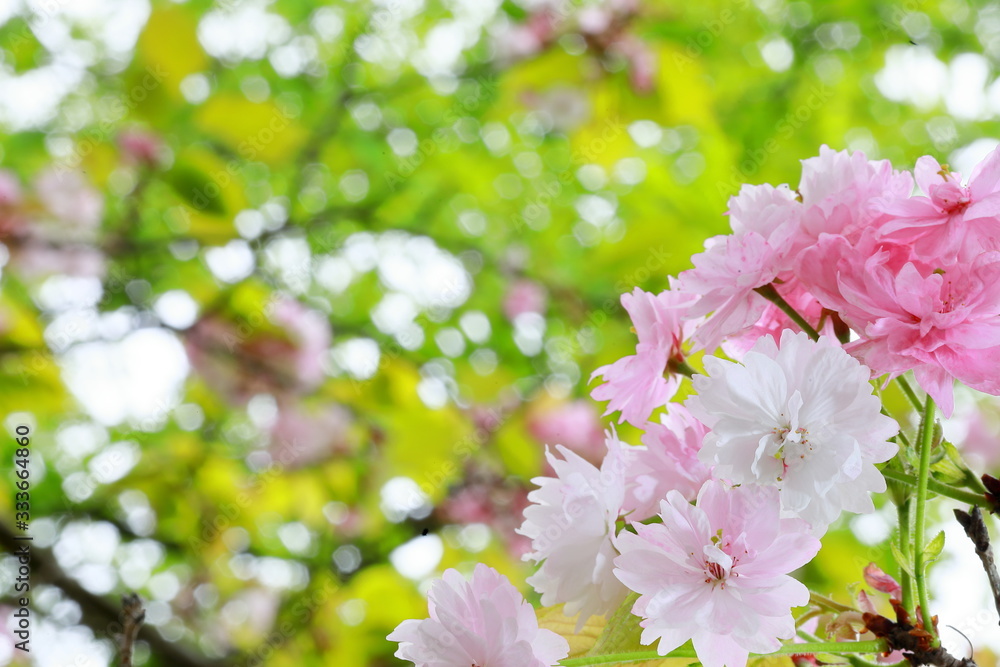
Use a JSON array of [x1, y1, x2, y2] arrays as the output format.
[[954, 506, 1000, 627], [119, 593, 145, 667]]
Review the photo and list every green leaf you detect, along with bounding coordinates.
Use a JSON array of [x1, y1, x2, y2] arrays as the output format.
[[891, 541, 915, 578], [588, 592, 643, 656], [923, 530, 946, 568], [0, 17, 44, 72]]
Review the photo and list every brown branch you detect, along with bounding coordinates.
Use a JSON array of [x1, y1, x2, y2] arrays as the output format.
[[954, 506, 1000, 626], [119, 593, 145, 667], [0, 521, 227, 667]]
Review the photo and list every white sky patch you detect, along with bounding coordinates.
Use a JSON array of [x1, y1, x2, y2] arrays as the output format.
[[154, 289, 199, 329], [759, 36, 794, 72], [390, 534, 443, 580], [0, 0, 151, 130], [930, 507, 1000, 656], [380, 476, 431, 523], [875, 47, 995, 120], [205, 240, 256, 283], [60, 327, 189, 426], [950, 138, 1000, 176], [197, 1, 291, 63]]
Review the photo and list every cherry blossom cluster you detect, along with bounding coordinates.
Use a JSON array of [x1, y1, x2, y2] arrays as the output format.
[[391, 144, 1000, 667]]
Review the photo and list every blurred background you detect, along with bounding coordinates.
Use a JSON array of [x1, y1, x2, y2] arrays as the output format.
[[3, 0, 1000, 665]]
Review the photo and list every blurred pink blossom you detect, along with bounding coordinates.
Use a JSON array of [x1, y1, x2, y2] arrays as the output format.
[[503, 279, 547, 320]]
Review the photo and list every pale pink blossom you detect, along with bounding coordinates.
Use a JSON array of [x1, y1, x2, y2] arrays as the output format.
[[727, 182, 802, 249], [0, 170, 22, 208], [590, 287, 697, 426], [388, 564, 569, 667], [269, 297, 331, 389], [689, 331, 898, 530], [119, 129, 165, 167], [528, 399, 606, 465], [503, 279, 547, 320], [720, 282, 829, 360], [679, 231, 781, 351], [34, 168, 104, 230], [797, 146, 913, 242], [185, 297, 332, 404], [618, 405, 712, 520], [269, 404, 352, 468], [874, 150, 1000, 262], [614, 481, 821, 667], [518, 439, 628, 625]]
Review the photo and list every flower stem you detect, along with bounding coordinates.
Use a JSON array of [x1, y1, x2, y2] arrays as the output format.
[[880, 468, 986, 507], [809, 591, 853, 612], [557, 640, 889, 666], [914, 394, 937, 642], [754, 284, 820, 341], [898, 498, 916, 617], [894, 375, 923, 412], [667, 358, 696, 378]]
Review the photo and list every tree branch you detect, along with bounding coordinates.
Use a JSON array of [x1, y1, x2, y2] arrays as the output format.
[[0, 521, 226, 667], [954, 506, 1000, 627], [119, 593, 145, 667]]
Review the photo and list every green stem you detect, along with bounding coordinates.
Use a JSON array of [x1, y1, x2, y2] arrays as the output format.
[[898, 499, 916, 617], [667, 358, 696, 378], [914, 394, 937, 642], [754, 284, 820, 340], [880, 468, 985, 507], [809, 591, 853, 613], [558, 641, 889, 666], [895, 375, 923, 412]]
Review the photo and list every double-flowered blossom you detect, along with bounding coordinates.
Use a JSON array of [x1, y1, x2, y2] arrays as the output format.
[[798, 233, 1000, 417], [618, 405, 712, 520], [388, 564, 569, 667], [590, 287, 698, 426], [614, 481, 821, 667], [688, 331, 898, 530], [517, 438, 628, 625], [874, 149, 1000, 262]]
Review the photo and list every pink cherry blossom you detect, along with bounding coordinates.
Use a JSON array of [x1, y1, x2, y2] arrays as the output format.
[[388, 564, 569, 667], [269, 297, 331, 389], [679, 231, 781, 352], [185, 297, 332, 404], [518, 439, 628, 626], [688, 331, 898, 530], [798, 234, 1000, 417], [874, 149, 1000, 262], [590, 287, 697, 426], [527, 399, 606, 466], [618, 405, 712, 520], [268, 404, 352, 468], [503, 279, 547, 320], [614, 481, 821, 667], [119, 129, 165, 167], [727, 182, 802, 249], [34, 167, 104, 230], [797, 145, 913, 242], [720, 281, 829, 360]]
